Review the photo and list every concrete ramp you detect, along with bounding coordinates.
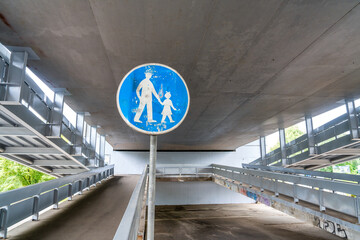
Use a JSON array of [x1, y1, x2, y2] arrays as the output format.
[[7, 175, 139, 240], [155, 204, 342, 240]]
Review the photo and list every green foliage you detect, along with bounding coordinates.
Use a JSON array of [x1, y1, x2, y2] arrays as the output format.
[[0, 158, 55, 192], [319, 159, 360, 175], [270, 126, 305, 152]]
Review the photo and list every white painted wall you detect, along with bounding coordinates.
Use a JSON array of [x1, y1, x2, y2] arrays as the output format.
[[105, 140, 260, 174], [155, 181, 254, 205]]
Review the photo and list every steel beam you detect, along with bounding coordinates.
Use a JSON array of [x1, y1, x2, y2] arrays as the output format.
[[296, 159, 331, 165], [327, 148, 360, 155], [305, 116, 317, 155], [2, 51, 28, 103], [0, 127, 35, 136], [4, 147, 62, 155], [47, 90, 64, 137], [346, 99, 359, 139], [259, 136, 266, 165], [33, 160, 78, 166], [279, 128, 287, 166], [52, 168, 86, 174]]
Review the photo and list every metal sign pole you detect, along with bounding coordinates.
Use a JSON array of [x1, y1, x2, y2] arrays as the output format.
[[147, 135, 157, 240]]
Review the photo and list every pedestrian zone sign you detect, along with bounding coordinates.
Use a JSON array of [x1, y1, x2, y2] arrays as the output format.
[[116, 63, 190, 135]]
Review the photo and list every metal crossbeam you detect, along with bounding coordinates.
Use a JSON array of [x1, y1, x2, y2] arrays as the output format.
[[296, 159, 331, 165], [326, 148, 360, 155], [4, 147, 62, 155], [33, 160, 79, 166], [0, 127, 35, 136], [52, 168, 86, 174]]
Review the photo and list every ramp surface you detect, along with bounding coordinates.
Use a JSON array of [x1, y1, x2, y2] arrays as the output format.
[[154, 204, 342, 240], [8, 175, 139, 240]]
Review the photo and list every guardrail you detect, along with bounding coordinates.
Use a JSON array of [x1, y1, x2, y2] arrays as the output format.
[[0, 165, 114, 238], [113, 165, 148, 240], [243, 164, 360, 183], [156, 164, 213, 177], [212, 164, 360, 223]]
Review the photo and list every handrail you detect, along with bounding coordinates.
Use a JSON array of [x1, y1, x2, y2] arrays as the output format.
[[0, 165, 114, 238], [212, 164, 360, 221], [242, 164, 360, 183], [156, 164, 213, 176], [113, 165, 148, 240]]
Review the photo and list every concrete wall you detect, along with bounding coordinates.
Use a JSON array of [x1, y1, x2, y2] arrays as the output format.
[[155, 181, 255, 205], [106, 140, 260, 174]]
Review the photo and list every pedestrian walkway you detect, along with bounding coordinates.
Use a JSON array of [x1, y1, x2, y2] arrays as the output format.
[[154, 204, 342, 240], [7, 175, 139, 240]]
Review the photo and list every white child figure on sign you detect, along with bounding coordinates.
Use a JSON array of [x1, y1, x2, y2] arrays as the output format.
[[161, 92, 177, 123]]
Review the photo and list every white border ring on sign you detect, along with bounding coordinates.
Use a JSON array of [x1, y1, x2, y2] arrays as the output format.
[[116, 63, 190, 135]]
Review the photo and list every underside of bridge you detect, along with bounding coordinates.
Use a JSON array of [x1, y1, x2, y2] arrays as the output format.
[[1, 0, 360, 150], [2, 1, 360, 240]]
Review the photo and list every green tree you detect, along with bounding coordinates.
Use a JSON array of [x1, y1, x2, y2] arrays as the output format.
[[0, 158, 55, 192], [270, 126, 305, 152]]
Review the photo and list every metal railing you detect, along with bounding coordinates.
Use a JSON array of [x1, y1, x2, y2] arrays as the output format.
[[113, 166, 148, 240], [0, 42, 106, 170], [250, 110, 357, 167], [156, 164, 213, 177], [0, 165, 114, 238], [212, 164, 360, 223], [243, 164, 360, 183]]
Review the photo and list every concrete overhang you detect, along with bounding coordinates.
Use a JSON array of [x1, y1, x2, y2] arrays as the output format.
[[1, 0, 360, 150]]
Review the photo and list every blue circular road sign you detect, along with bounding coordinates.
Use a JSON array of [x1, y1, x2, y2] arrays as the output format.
[[116, 63, 190, 135]]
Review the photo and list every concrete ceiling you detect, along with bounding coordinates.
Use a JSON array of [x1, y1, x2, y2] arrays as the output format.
[[1, 0, 360, 150]]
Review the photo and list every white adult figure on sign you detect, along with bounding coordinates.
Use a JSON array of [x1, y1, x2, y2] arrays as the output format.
[[161, 92, 177, 123], [134, 72, 162, 123]]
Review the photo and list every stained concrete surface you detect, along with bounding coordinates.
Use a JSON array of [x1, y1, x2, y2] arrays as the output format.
[[2, 1, 360, 150], [8, 175, 139, 240], [154, 204, 342, 240]]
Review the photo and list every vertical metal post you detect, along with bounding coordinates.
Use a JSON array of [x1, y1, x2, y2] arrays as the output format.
[[5, 51, 28, 103], [355, 195, 360, 223], [279, 128, 287, 166], [68, 183, 73, 201], [346, 99, 359, 139], [53, 188, 59, 209], [305, 115, 316, 155], [0, 206, 9, 239], [319, 188, 326, 211], [72, 112, 85, 156], [259, 136, 266, 165], [99, 135, 106, 167], [78, 180, 83, 195], [32, 195, 40, 221], [147, 135, 157, 240], [47, 90, 64, 137]]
